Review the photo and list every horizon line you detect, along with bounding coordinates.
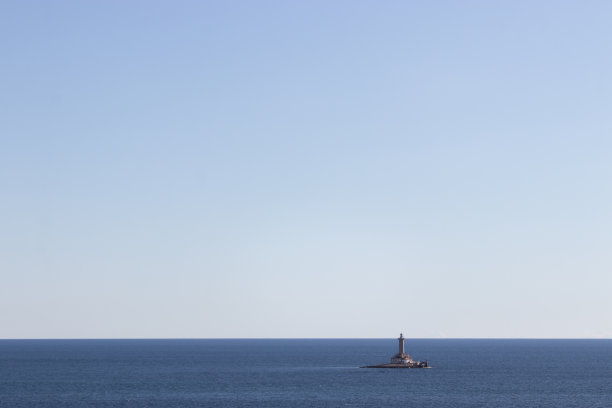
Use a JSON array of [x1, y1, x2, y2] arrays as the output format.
[[1, 337, 610, 340]]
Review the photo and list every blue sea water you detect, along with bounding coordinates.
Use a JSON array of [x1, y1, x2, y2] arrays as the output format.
[[0, 339, 610, 407]]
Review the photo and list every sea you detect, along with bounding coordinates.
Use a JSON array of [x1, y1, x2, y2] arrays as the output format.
[[1, 339, 610, 407]]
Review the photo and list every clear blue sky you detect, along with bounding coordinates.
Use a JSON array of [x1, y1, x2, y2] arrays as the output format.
[[1, 1, 611, 338]]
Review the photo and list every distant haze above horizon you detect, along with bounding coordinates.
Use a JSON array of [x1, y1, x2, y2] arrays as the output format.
[[1, 1, 611, 339]]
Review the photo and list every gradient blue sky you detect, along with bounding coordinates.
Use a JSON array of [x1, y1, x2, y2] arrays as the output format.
[[1, 1, 611, 338]]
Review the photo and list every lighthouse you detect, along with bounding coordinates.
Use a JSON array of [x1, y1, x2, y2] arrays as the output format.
[[362, 333, 429, 368], [390, 333, 413, 364]]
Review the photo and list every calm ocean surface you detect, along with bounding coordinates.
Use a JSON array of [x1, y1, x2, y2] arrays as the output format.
[[1, 339, 610, 407]]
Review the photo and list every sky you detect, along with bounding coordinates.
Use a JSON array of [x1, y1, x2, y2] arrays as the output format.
[[1, 0, 611, 339]]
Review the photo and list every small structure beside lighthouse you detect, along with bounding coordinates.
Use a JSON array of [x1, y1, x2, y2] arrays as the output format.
[[361, 333, 429, 368]]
